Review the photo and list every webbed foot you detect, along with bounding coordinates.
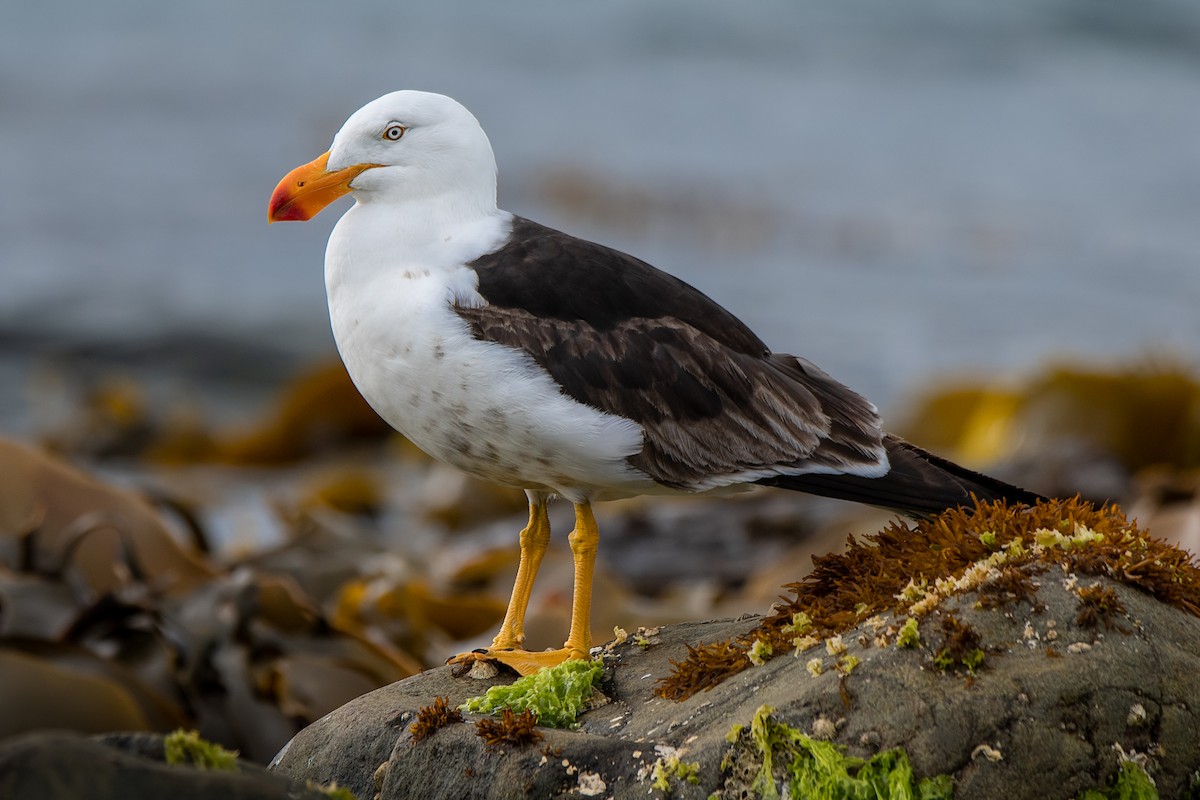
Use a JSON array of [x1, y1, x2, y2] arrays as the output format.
[[447, 645, 588, 677]]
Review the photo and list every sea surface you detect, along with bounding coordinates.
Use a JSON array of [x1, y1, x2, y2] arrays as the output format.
[[3, 0, 1199, 432]]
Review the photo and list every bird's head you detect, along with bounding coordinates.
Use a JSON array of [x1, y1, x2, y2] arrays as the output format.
[[268, 90, 498, 223]]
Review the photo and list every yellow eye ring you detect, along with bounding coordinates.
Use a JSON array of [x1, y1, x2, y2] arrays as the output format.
[[383, 124, 406, 141]]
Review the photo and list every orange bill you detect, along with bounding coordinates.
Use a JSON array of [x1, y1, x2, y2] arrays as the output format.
[[268, 151, 380, 223]]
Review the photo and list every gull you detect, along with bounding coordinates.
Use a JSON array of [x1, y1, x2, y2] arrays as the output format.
[[269, 90, 1042, 675]]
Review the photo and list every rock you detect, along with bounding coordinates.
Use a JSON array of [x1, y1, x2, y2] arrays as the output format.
[[0, 439, 419, 762], [271, 569, 1200, 799], [0, 439, 215, 597], [0, 642, 187, 739], [0, 732, 332, 800]]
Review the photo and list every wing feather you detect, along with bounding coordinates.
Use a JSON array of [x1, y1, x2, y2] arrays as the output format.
[[458, 218, 888, 490]]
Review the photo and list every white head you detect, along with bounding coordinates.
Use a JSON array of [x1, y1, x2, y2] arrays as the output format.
[[269, 91, 498, 222]]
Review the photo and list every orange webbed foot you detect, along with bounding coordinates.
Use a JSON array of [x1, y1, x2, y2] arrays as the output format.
[[447, 645, 589, 677]]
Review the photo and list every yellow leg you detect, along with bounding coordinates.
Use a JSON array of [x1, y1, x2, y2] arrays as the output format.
[[489, 499, 551, 650], [448, 501, 598, 676], [561, 501, 598, 658]]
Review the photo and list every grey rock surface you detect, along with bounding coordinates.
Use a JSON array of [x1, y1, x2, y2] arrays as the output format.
[[0, 731, 334, 800], [271, 568, 1200, 799]]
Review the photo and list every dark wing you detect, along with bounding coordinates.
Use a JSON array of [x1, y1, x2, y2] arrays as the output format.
[[760, 435, 1047, 517], [459, 217, 887, 489]]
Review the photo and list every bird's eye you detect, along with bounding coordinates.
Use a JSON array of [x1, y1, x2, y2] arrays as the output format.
[[383, 124, 406, 141]]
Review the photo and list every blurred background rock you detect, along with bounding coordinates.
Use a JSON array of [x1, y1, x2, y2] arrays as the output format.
[[2, 0, 1199, 767]]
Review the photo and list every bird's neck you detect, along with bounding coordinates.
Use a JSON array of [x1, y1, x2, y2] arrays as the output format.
[[325, 198, 512, 297]]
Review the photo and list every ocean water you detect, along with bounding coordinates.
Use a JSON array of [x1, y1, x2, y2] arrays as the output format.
[[2, 0, 1199, 431]]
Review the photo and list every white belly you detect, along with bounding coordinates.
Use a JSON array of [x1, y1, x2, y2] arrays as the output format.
[[327, 267, 652, 502]]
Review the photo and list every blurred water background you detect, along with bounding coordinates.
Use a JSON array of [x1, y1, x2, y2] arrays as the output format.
[[2, 0, 1199, 432]]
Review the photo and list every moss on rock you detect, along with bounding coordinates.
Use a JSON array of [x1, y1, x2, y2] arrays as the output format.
[[659, 498, 1200, 700], [163, 729, 238, 772]]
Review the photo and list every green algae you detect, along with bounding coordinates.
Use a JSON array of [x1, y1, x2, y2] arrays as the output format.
[[1076, 761, 1159, 800], [652, 755, 701, 793], [313, 783, 359, 800], [460, 659, 603, 728], [728, 705, 953, 800], [896, 617, 921, 649], [747, 638, 773, 666], [163, 729, 238, 771]]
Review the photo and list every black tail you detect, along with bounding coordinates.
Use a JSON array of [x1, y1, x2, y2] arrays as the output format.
[[756, 434, 1046, 518]]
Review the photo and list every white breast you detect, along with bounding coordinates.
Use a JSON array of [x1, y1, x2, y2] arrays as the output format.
[[323, 204, 651, 502]]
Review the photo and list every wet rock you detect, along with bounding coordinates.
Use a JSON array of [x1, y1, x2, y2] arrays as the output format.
[[0, 640, 186, 739], [271, 570, 1200, 799], [0, 732, 333, 800]]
